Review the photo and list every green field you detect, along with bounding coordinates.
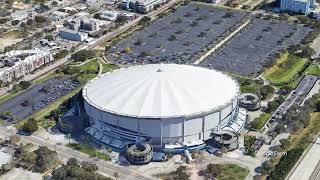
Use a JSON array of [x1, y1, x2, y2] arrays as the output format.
[[101, 63, 119, 73], [67, 143, 111, 161], [251, 113, 271, 130], [69, 59, 99, 74], [264, 52, 308, 85], [305, 64, 320, 76], [2, 30, 26, 39], [290, 113, 320, 150], [217, 164, 250, 180]]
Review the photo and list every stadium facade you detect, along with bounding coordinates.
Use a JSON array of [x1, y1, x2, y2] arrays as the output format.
[[83, 64, 246, 152]]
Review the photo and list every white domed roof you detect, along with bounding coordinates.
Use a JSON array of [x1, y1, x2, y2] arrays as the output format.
[[83, 64, 239, 118]]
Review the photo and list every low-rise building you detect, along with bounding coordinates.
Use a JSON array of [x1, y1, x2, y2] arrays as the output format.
[[51, 11, 70, 21], [80, 19, 100, 31], [59, 29, 88, 41], [280, 0, 315, 14], [100, 10, 119, 21], [121, 0, 167, 13], [0, 49, 53, 83], [11, 10, 32, 21]]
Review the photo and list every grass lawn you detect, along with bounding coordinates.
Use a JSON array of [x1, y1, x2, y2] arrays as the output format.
[[231, 74, 262, 94], [69, 59, 99, 74], [217, 164, 250, 180], [2, 30, 26, 39], [305, 64, 320, 76], [251, 113, 271, 131], [290, 113, 320, 150], [240, 84, 260, 94], [264, 52, 308, 85], [101, 63, 119, 73], [67, 143, 111, 161]]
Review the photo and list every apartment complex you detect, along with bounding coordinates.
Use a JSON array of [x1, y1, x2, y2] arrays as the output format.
[[0, 50, 53, 84]]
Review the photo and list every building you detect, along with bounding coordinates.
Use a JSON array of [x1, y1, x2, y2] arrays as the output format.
[[80, 19, 100, 31], [11, 10, 32, 21], [59, 29, 88, 41], [83, 64, 247, 152], [0, 49, 53, 84], [239, 93, 261, 111], [51, 11, 69, 21], [100, 10, 119, 21], [280, 0, 315, 14], [121, 0, 167, 13]]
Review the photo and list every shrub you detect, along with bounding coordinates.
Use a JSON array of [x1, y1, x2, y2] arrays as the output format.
[[21, 118, 39, 134], [267, 148, 304, 180]]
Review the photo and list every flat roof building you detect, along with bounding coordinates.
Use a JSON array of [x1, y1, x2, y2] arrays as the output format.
[[280, 0, 315, 14]]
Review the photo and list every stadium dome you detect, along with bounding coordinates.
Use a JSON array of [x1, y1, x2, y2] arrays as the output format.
[[83, 64, 244, 152]]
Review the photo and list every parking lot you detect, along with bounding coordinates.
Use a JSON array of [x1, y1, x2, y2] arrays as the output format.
[[200, 18, 311, 77], [0, 76, 79, 122], [107, 3, 248, 65]]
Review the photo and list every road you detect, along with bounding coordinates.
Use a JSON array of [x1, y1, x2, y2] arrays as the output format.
[[287, 138, 320, 180], [0, 126, 154, 180]]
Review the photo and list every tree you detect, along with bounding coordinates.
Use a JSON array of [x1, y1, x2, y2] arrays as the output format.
[[279, 139, 290, 150], [19, 81, 32, 90], [206, 164, 222, 178], [220, 147, 228, 153], [9, 134, 20, 145], [19, 151, 37, 169], [33, 146, 59, 172], [71, 50, 96, 62], [21, 118, 39, 134], [54, 50, 69, 60], [51, 1, 58, 6], [45, 34, 54, 41], [250, 118, 261, 130], [260, 85, 274, 99], [81, 161, 98, 172], [267, 101, 280, 113], [113, 172, 119, 180], [52, 158, 112, 180], [115, 15, 128, 25], [139, 16, 151, 26], [34, 15, 49, 25], [171, 166, 190, 180], [280, 86, 293, 96], [299, 46, 315, 58], [93, 13, 100, 19], [261, 160, 274, 175]]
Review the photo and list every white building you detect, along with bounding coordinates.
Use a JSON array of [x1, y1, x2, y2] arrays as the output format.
[[51, 11, 70, 21], [121, 0, 167, 13], [100, 10, 119, 21], [11, 10, 31, 21], [280, 0, 315, 14], [0, 49, 53, 83], [83, 64, 246, 152], [59, 29, 88, 41]]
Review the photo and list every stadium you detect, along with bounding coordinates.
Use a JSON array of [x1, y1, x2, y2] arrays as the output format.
[[83, 64, 247, 152]]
